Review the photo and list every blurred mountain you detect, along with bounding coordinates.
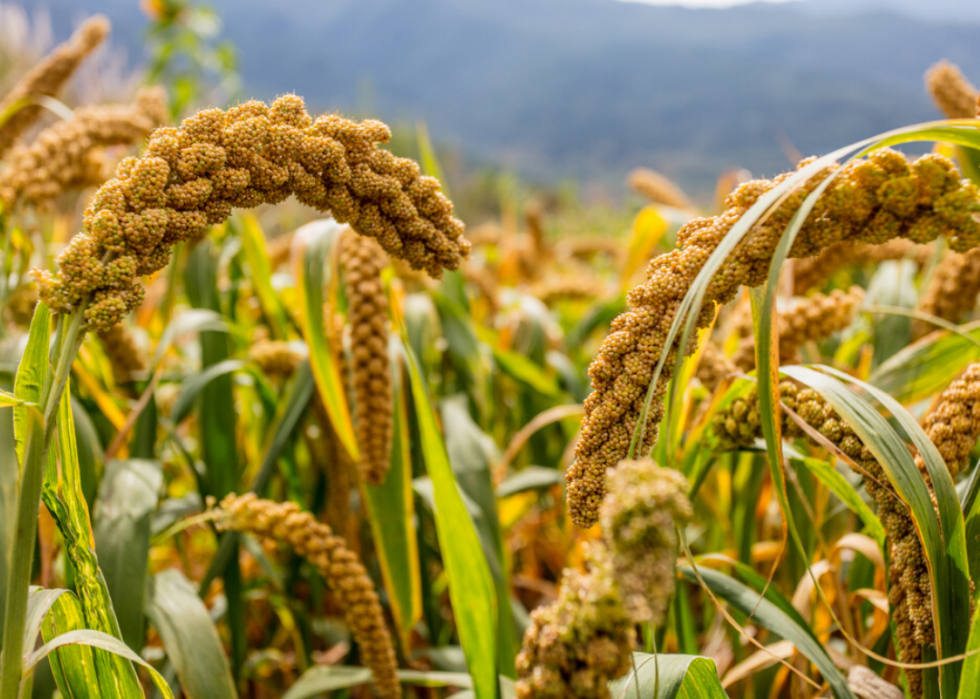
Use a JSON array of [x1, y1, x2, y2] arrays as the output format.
[[801, 0, 980, 23], [20, 0, 980, 191]]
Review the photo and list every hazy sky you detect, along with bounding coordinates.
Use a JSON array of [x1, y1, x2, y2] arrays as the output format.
[[616, 0, 802, 7]]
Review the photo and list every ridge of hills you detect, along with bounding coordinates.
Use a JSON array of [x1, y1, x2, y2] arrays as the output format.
[[19, 0, 980, 191]]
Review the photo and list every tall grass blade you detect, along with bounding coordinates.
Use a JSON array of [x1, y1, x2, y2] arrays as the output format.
[[679, 565, 855, 699], [441, 396, 517, 677], [291, 219, 359, 460], [91, 459, 163, 650], [238, 214, 291, 339], [30, 627, 175, 699], [401, 336, 498, 699], [362, 339, 422, 649], [608, 653, 726, 699], [870, 320, 980, 404], [145, 569, 238, 699], [13, 304, 49, 468], [782, 365, 971, 695]]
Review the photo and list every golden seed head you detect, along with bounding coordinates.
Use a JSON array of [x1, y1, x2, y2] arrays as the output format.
[[627, 167, 694, 210], [599, 459, 691, 625], [248, 339, 302, 379], [918, 362, 980, 477], [926, 60, 979, 119], [1, 87, 169, 209], [515, 543, 634, 699], [732, 285, 864, 371], [530, 275, 608, 306], [96, 322, 146, 384], [215, 493, 401, 699], [0, 15, 110, 157], [694, 341, 738, 392], [33, 94, 469, 331], [567, 148, 980, 528], [339, 227, 393, 486], [913, 247, 980, 339], [4, 282, 38, 328], [793, 239, 931, 294]]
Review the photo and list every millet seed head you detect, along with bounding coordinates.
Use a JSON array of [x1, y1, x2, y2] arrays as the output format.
[[515, 543, 635, 699], [599, 458, 691, 626], [567, 149, 980, 528], [32, 94, 469, 331], [0, 15, 110, 158], [215, 493, 401, 699], [925, 60, 979, 119], [339, 226, 394, 486]]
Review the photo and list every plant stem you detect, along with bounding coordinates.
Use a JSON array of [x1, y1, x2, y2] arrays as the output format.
[[0, 310, 83, 698]]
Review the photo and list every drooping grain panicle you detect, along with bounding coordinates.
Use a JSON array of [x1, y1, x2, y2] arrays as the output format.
[[0, 15, 109, 158], [96, 321, 146, 384], [627, 167, 694, 210], [712, 385, 954, 698], [712, 382, 803, 451], [32, 94, 469, 331], [694, 341, 738, 392], [926, 60, 979, 119], [554, 236, 627, 265], [530, 275, 608, 306], [339, 227, 393, 486], [567, 149, 980, 528], [918, 362, 980, 477], [265, 232, 294, 269], [731, 285, 864, 371], [912, 247, 980, 339], [465, 222, 502, 248], [215, 493, 401, 699], [4, 281, 38, 327], [248, 339, 302, 380], [515, 543, 634, 699], [1, 87, 168, 208], [599, 458, 691, 626], [793, 239, 932, 293]]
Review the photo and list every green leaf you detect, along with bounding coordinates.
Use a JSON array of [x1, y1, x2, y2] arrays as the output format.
[[416, 120, 450, 196], [282, 666, 373, 699], [47, 385, 143, 694], [789, 454, 885, 547], [869, 319, 980, 404], [145, 569, 238, 699], [782, 365, 971, 694], [497, 466, 564, 498], [0, 358, 16, 635], [282, 667, 485, 699], [171, 359, 245, 424], [441, 395, 517, 677], [959, 601, 980, 699], [401, 336, 498, 699], [29, 628, 174, 699], [292, 219, 359, 460], [148, 308, 228, 370], [608, 653, 726, 699], [13, 302, 49, 469], [491, 347, 564, 399], [679, 566, 854, 698], [432, 291, 492, 420], [237, 213, 290, 339], [37, 589, 102, 697], [92, 459, 163, 651], [0, 388, 35, 409], [362, 339, 421, 647]]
